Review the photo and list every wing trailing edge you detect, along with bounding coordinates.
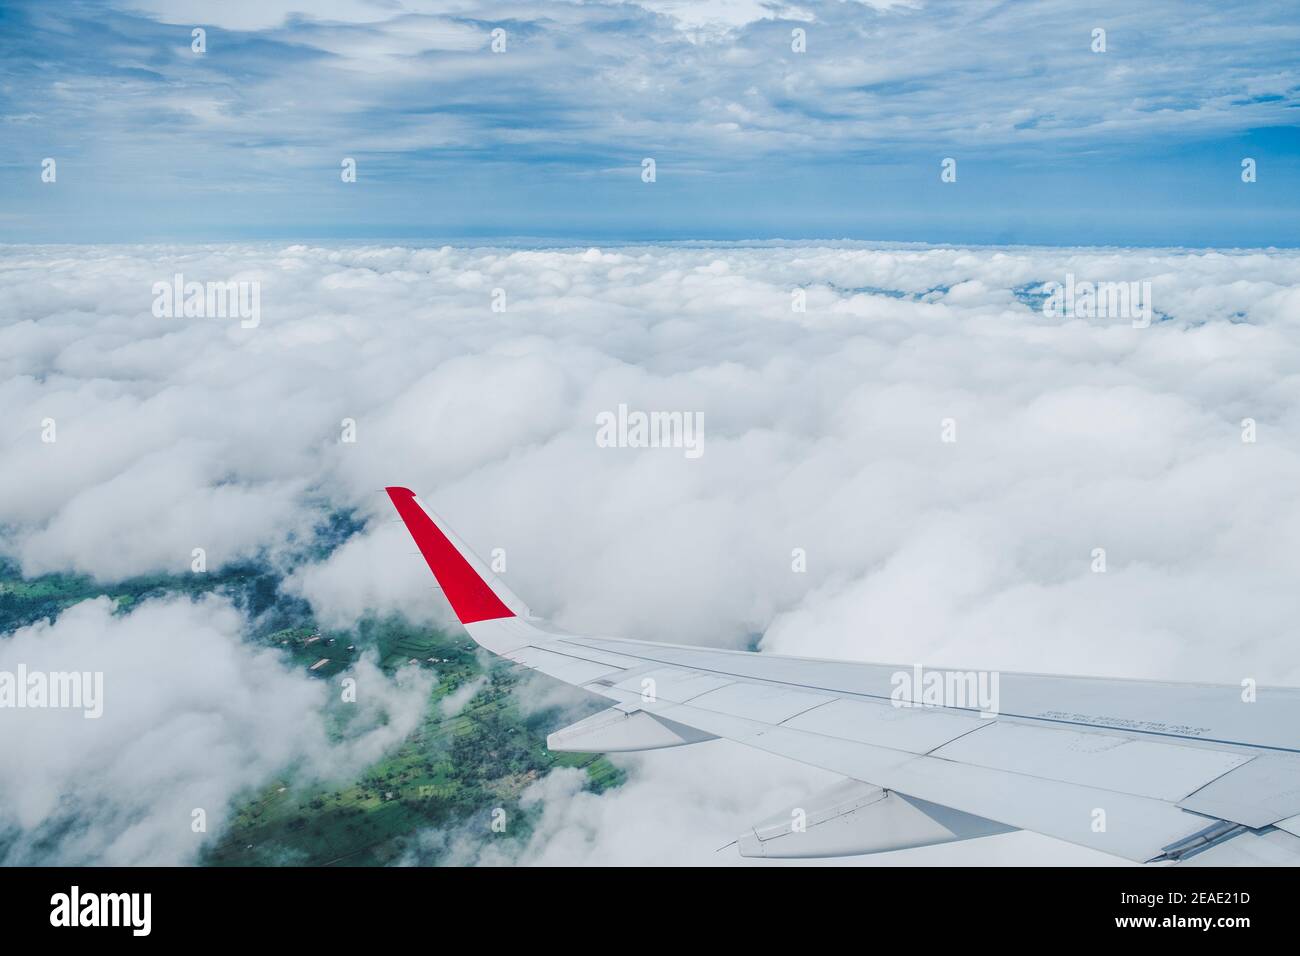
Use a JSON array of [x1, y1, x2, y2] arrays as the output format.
[[737, 778, 1017, 859]]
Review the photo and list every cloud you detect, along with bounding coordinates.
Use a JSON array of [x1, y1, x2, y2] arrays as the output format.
[[3, 1, 1298, 242], [438, 675, 487, 717], [75, 0, 1300, 158], [0, 594, 433, 864], [284, 520, 443, 629], [3, 240, 1300, 863]]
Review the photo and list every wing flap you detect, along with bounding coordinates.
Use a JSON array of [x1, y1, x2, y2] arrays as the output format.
[[929, 721, 1252, 802], [782, 696, 989, 754], [686, 681, 837, 724], [1178, 754, 1300, 827], [610, 667, 734, 702], [505, 646, 625, 686]]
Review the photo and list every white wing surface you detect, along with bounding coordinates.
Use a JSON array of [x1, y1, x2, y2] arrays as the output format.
[[388, 487, 1300, 864]]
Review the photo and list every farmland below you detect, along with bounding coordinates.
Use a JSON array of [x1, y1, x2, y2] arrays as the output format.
[[0, 546, 622, 866]]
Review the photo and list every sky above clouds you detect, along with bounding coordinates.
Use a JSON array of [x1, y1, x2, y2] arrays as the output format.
[[1, 0, 1299, 244], [3, 241, 1299, 864]]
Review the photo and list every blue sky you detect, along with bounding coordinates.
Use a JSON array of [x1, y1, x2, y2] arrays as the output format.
[[2, 0, 1298, 245]]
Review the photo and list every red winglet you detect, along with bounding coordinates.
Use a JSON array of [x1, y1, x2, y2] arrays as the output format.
[[386, 487, 515, 624]]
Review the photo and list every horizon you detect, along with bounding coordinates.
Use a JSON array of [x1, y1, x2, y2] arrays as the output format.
[[6, 236, 1300, 251]]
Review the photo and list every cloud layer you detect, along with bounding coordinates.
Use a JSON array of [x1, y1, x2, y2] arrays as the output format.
[[3, 240, 1299, 863], [0, 594, 432, 864]]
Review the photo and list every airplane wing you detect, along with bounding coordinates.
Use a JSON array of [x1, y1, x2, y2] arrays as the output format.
[[387, 487, 1300, 864]]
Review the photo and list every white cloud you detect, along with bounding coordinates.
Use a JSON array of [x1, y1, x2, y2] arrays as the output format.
[[285, 520, 444, 629], [4, 240, 1300, 864], [0, 595, 433, 865], [630, 0, 810, 34], [115, 0, 413, 32], [55, 0, 1300, 181], [438, 675, 487, 717]]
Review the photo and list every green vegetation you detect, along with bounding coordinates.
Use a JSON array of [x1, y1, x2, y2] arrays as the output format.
[[0, 506, 364, 636], [0, 546, 624, 866], [0, 557, 308, 636], [208, 621, 622, 866], [209, 636, 621, 866]]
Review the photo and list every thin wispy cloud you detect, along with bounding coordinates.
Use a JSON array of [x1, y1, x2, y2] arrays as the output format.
[[2, 0, 1297, 243]]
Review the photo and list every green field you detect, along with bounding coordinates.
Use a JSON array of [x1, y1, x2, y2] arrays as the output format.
[[207, 622, 622, 866], [0, 552, 623, 866]]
